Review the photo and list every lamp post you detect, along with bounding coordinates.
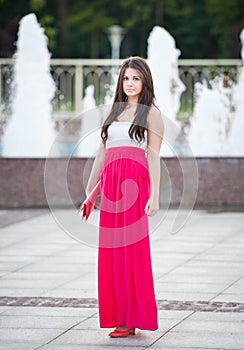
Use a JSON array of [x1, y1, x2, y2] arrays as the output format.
[[106, 25, 125, 59]]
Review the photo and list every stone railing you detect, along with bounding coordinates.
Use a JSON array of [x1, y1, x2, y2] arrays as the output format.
[[0, 58, 242, 119]]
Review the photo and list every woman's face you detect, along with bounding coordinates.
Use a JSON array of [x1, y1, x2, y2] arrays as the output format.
[[122, 67, 143, 101]]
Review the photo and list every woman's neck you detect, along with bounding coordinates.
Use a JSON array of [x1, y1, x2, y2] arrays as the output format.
[[116, 104, 137, 122], [127, 96, 138, 105]]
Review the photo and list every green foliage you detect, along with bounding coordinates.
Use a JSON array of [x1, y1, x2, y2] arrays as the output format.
[[63, 1, 115, 57], [120, 0, 154, 28], [163, 0, 217, 58], [0, 0, 243, 58], [30, 0, 45, 11], [39, 15, 57, 52], [206, 0, 244, 57], [68, 4, 114, 31]]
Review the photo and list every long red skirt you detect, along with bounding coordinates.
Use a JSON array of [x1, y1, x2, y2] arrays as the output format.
[[98, 146, 158, 331]]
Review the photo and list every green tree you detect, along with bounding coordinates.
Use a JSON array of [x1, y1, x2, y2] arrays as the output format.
[[119, 0, 158, 57], [162, 0, 218, 58], [0, 0, 57, 56], [0, 0, 243, 58], [65, 0, 115, 58], [206, 0, 244, 57]]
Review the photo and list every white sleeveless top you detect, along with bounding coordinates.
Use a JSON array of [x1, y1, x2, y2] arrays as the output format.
[[106, 122, 147, 150]]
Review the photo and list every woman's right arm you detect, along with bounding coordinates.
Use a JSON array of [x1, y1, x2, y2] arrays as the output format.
[[85, 140, 106, 196]]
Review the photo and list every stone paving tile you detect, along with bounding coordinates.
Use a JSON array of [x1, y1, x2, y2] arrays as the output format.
[[74, 316, 183, 334], [188, 311, 244, 322], [73, 317, 100, 330], [42, 289, 97, 299], [15, 239, 74, 247], [0, 239, 23, 250], [150, 330, 244, 349], [0, 248, 64, 257], [0, 279, 67, 289], [156, 272, 238, 285], [224, 277, 244, 292], [0, 271, 9, 277], [212, 293, 244, 303], [22, 262, 87, 273], [0, 209, 49, 229], [151, 348, 238, 350], [54, 248, 96, 258], [40, 345, 146, 350], [0, 315, 87, 329], [0, 328, 66, 344], [167, 265, 243, 278], [193, 253, 244, 263], [181, 257, 244, 267], [156, 291, 218, 301], [30, 256, 96, 265], [172, 319, 244, 333], [0, 289, 47, 297], [0, 306, 10, 314], [50, 329, 164, 347], [58, 278, 97, 290], [1, 271, 81, 281], [151, 242, 214, 255], [143, 348, 215, 350], [0, 255, 36, 263], [0, 344, 43, 350], [0, 261, 32, 271], [158, 310, 193, 319], [155, 281, 228, 293], [2, 306, 97, 317]]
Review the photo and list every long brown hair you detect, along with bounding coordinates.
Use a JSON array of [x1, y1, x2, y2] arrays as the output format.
[[101, 56, 157, 144]]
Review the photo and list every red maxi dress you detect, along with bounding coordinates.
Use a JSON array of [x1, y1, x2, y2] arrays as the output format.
[[98, 122, 158, 331]]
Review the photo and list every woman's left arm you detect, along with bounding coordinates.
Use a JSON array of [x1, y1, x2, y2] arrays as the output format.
[[144, 108, 164, 216]]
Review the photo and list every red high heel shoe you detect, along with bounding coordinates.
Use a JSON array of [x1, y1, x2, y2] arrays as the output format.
[[109, 327, 136, 338]]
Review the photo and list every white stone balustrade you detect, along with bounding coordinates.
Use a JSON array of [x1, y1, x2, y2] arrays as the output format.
[[0, 58, 242, 120]]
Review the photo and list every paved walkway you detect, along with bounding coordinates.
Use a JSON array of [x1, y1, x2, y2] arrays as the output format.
[[0, 208, 244, 349]]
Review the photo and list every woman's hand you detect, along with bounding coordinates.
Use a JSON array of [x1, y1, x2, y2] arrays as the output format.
[[144, 196, 159, 216]]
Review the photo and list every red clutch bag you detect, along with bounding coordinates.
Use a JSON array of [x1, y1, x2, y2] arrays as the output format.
[[78, 181, 101, 220]]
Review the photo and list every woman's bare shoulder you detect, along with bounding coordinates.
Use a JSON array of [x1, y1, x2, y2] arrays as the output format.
[[147, 106, 164, 128]]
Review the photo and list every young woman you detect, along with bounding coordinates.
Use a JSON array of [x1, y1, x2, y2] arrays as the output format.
[[85, 56, 164, 337]]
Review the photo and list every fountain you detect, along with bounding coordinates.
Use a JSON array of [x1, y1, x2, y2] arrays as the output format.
[[188, 29, 244, 157], [3, 13, 56, 157], [228, 29, 244, 156], [77, 85, 102, 157], [147, 26, 186, 156], [188, 78, 232, 156], [147, 26, 185, 123]]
